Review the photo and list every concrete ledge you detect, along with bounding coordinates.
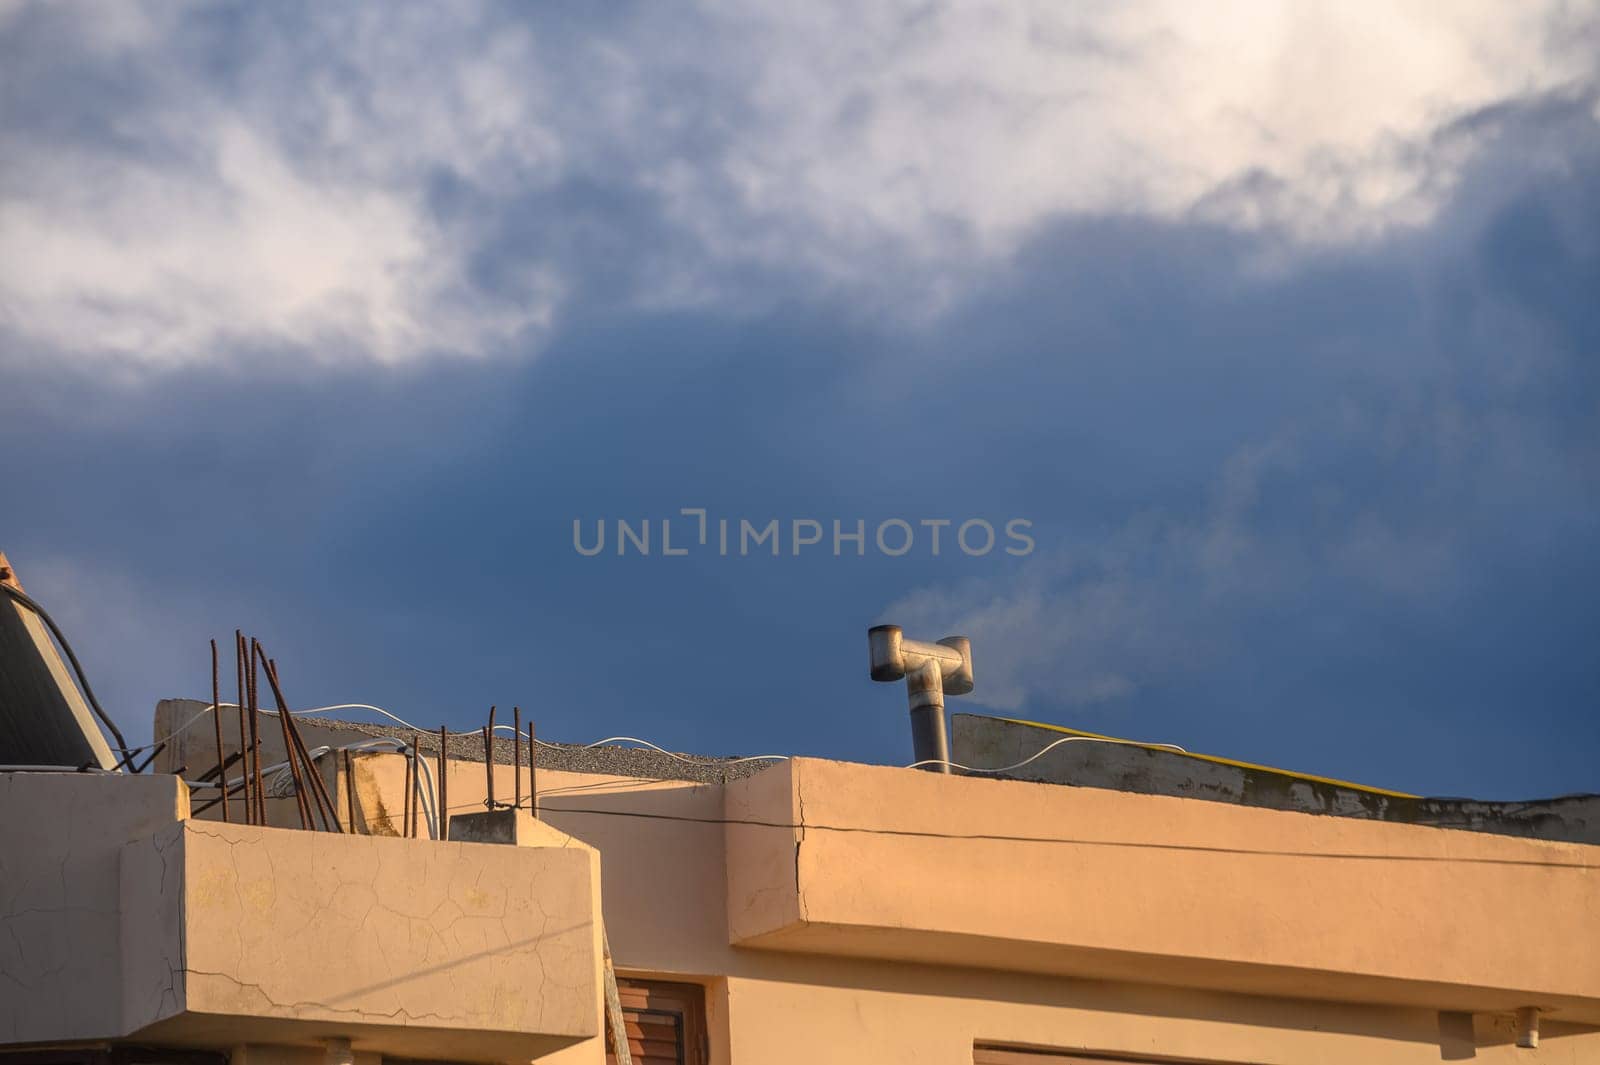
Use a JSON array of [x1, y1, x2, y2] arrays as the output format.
[[119, 819, 602, 1062], [0, 772, 188, 1044], [725, 758, 1600, 1024], [951, 714, 1600, 845]]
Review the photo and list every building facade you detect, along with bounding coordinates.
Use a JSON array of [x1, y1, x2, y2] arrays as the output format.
[[3, 702, 1598, 1065]]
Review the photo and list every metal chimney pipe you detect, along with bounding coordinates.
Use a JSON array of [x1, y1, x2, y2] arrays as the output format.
[[868, 625, 974, 773]]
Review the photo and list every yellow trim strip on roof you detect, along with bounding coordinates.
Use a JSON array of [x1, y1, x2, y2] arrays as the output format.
[[994, 716, 1419, 800]]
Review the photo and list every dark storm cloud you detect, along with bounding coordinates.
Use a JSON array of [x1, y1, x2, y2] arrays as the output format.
[[1, 3, 1596, 799]]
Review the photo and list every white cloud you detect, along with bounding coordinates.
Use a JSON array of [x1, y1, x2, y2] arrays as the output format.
[[0, 5, 566, 371], [685, 1, 1595, 259], [1, 121, 558, 368], [0, 0, 1592, 370]]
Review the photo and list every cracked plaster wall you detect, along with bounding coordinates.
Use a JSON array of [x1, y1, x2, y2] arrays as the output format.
[[0, 772, 188, 1043], [119, 819, 601, 1042]]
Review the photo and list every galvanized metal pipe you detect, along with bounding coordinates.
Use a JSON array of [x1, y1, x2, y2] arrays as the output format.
[[868, 625, 973, 774]]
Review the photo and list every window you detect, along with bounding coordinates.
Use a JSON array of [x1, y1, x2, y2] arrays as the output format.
[[607, 978, 709, 1065]]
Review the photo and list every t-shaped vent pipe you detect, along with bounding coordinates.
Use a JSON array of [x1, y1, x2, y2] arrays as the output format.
[[868, 624, 973, 773]]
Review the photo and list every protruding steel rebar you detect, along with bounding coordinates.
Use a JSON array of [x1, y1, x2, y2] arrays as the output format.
[[248, 639, 265, 825], [415, 739, 424, 836], [190, 753, 244, 817], [343, 748, 357, 832], [198, 750, 242, 784], [236, 632, 251, 824], [259, 645, 311, 830], [289, 708, 340, 831], [411, 733, 422, 839], [109, 746, 143, 772], [484, 706, 496, 809], [210, 639, 228, 823], [528, 720, 538, 816], [438, 725, 449, 841], [404, 739, 417, 837], [130, 742, 166, 775], [262, 654, 313, 829], [192, 772, 250, 817], [262, 654, 341, 832], [513, 706, 522, 810]]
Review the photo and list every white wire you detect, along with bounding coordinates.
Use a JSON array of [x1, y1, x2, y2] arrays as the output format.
[[576, 736, 789, 765], [195, 735, 440, 838], [907, 735, 1188, 774], [149, 701, 436, 751], [118, 697, 1192, 785], [159, 706, 790, 767]]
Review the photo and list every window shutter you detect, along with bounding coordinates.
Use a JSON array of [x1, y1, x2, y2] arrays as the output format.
[[607, 979, 708, 1065]]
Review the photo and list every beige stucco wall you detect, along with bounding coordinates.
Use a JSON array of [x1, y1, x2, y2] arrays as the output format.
[[1, 768, 605, 1063], [121, 819, 601, 1061], [726, 759, 1600, 1020], [73, 716, 1600, 1065], [400, 750, 1600, 1065], [0, 771, 188, 1044]]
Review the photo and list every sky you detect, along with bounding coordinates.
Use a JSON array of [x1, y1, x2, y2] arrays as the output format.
[[2, 0, 1597, 800]]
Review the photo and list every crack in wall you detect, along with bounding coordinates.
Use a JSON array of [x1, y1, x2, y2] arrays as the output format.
[[794, 764, 809, 923]]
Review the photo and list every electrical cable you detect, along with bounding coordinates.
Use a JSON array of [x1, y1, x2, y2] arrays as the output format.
[[11, 762, 1591, 871], [534, 804, 1599, 870], [907, 735, 1188, 774], [141, 701, 433, 753], [147, 703, 790, 770], [0, 582, 130, 756], [575, 736, 789, 765]]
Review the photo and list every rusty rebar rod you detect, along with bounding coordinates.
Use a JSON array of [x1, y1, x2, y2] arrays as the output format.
[[403, 739, 416, 837], [192, 774, 250, 816], [260, 647, 311, 831], [513, 705, 522, 810], [411, 734, 423, 838], [263, 655, 342, 832], [197, 750, 242, 783], [109, 746, 143, 772], [248, 638, 265, 825], [342, 748, 357, 832], [266, 656, 339, 830], [210, 639, 229, 823], [438, 725, 449, 841], [236, 632, 252, 824], [262, 654, 315, 829], [395, 738, 406, 831], [191, 753, 245, 813], [289, 709, 340, 831], [130, 742, 166, 774], [482, 712, 495, 810]]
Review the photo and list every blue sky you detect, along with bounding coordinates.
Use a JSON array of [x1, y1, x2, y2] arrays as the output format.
[[2, 1, 1596, 799]]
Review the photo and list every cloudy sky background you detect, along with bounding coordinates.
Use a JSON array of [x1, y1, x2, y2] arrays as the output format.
[[2, 0, 1596, 798]]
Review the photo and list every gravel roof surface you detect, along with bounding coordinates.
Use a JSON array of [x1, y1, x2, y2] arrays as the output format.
[[312, 718, 781, 786]]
